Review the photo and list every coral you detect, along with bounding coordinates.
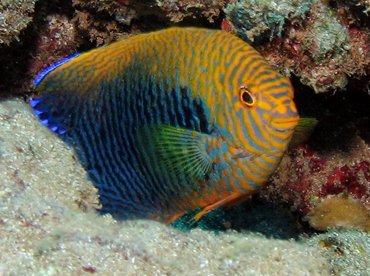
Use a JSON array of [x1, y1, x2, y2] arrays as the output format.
[[0, 0, 369, 237], [1, 0, 368, 95], [72, 10, 130, 46], [29, 14, 81, 84], [156, 0, 227, 23], [259, 85, 370, 231], [72, 0, 137, 26], [0, 1, 83, 96], [264, 137, 370, 231], [224, 0, 370, 93], [224, 0, 313, 43], [72, 0, 226, 31], [71, 0, 137, 46], [301, 9, 349, 62], [0, 0, 38, 45]]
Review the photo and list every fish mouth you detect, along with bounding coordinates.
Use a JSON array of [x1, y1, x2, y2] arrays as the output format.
[[271, 117, 299, 130]]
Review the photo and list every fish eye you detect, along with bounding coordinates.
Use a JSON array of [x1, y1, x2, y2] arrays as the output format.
[[239, 86, 256, 107]]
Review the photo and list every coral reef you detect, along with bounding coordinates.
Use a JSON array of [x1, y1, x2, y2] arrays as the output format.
[[71, 0, 140, 46], [224, 0, 370, 92], [1, 0, 367, 95], [272, 140, 369, 206], [156, 0, 226, 23], [0, 0, 81, 95], [260, 83, 370, 232], [224, 0, 313, 43], [264, 127, 370, 231], [29, 14, 81, 85], [1, 0, 369, 94], [0, 0, 38, 45], [1, 98, 370, 274], [70, 0, 227, 45], [72, 0, 138, 26]]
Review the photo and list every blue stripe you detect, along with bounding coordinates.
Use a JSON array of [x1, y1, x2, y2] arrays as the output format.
[[33, 53, 80, 86]]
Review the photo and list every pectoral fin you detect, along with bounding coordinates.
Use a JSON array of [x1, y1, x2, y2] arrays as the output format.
[[141, 125, 216, 183], [290, 117, 318, 147]]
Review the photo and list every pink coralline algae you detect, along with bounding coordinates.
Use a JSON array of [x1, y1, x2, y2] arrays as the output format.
[[30, 15, 80, 79], [266, 139, 370, 231]]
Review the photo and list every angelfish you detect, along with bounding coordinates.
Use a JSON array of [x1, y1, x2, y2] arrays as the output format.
[[30, 27, 314, 223]]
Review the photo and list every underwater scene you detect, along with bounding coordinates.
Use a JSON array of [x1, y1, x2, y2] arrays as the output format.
[[0, 0, 369, 275]]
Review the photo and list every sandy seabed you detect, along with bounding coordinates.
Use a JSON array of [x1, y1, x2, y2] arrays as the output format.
[[0, 98, 368, 275]]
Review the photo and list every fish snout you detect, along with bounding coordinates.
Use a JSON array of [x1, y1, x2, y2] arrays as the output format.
[[270, 101, 299, 131], [271, 116, 299, 130]]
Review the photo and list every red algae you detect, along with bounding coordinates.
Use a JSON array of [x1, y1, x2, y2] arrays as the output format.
[[29, 14, 81, 84], [266, 138, 370, 231]]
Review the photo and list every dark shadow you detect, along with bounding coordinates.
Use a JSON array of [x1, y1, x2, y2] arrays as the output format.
[[171, 197, 307, 240], [292, 76, 370, 153], [0, 0, 76, 97]]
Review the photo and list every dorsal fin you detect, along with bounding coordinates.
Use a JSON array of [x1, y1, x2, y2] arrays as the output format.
[[33, 53, 80, 86]]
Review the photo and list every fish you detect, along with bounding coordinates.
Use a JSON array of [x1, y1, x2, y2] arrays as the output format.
[[30, 27, 309, 223]]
